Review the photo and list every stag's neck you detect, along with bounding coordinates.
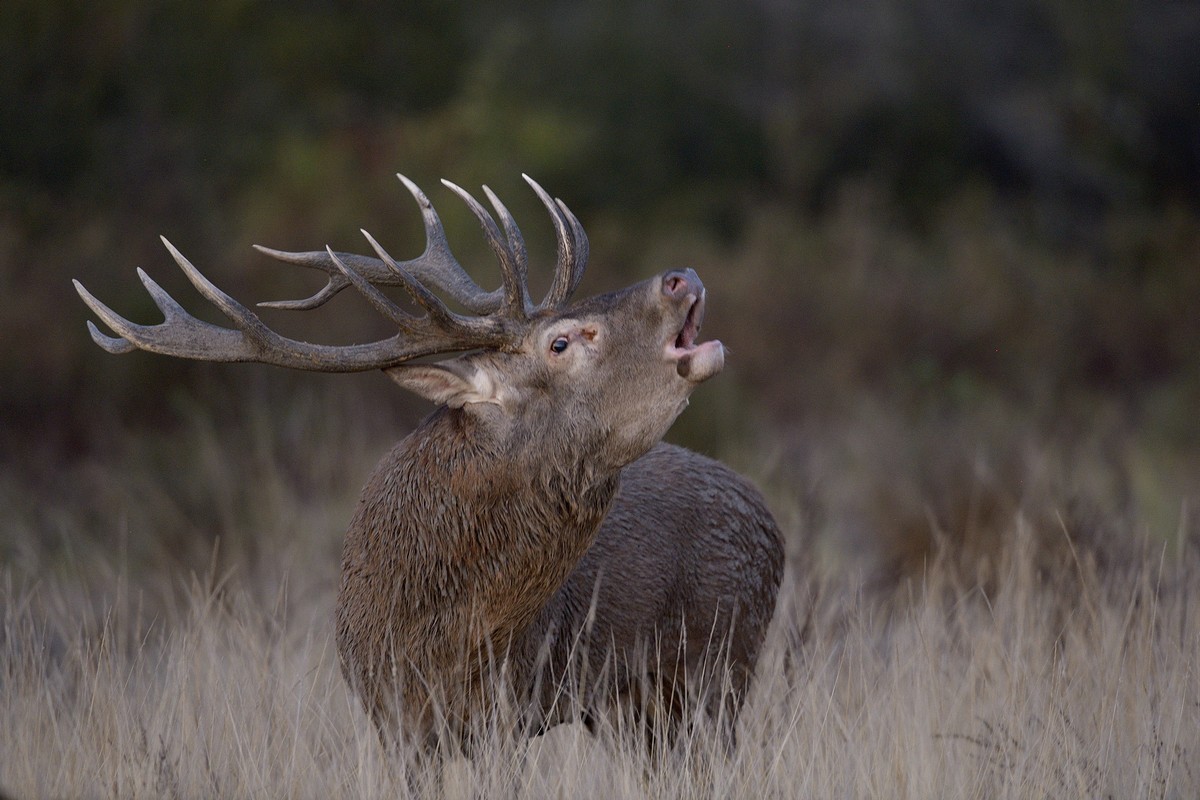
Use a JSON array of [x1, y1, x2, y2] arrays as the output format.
[[338, 406, 620, 676], [423, 406, 620, 518]]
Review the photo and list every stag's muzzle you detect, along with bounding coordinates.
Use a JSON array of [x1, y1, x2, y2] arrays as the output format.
[[662, 269, 725, 382]]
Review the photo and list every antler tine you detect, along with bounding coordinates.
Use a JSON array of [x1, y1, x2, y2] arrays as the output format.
[[555, 198, 590, 300], [482, 185, 531, 311], [523, 174, 587, 311], [359, 230, 516, 345], [254, 247, 387, 311], [395, 174, 508, 314], [73, 279, 147, 355], [159, 237, 279, 348], [84, 319, 137, 354], [440, 179, 528, 319], [357, 229, 455, 327], [324, 246, 416, 329]]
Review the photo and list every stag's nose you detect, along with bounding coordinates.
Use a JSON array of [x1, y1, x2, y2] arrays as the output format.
[[662, 268, 703, 300]]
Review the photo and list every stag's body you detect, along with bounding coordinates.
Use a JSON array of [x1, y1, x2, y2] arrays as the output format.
[[76, 172, 784, 754], [526, 443, 783, 737], [338, 429, 783, 747]]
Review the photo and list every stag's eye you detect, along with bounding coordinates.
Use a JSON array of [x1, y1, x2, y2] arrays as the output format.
[[550, 336, 570, 354]]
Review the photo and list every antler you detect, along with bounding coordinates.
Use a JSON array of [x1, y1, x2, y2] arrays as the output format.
[[253, 174, 588, 315], [73, 175, 590, 372]]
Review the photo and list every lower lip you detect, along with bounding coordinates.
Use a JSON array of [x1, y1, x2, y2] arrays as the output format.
[[672, 339, 723, 378]]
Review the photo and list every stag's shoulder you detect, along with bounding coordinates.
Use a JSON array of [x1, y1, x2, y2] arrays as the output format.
[[613, 443, 783, 560], [628, 442, 778, 515]]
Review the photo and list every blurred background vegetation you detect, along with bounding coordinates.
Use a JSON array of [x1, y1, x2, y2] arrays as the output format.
[[3, 0, 1199, 581]]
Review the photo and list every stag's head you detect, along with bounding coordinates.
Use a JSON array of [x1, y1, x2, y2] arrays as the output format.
[[75, 174, 724, 470], [393, 264, 723, 469]]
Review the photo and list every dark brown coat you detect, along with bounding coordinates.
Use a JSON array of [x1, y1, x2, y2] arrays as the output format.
[[522, 443, 783, 738]]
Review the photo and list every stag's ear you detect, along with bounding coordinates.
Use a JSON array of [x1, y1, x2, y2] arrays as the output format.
[[384, 359, 506, 409]]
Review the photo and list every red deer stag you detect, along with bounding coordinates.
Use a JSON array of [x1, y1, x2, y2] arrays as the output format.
[[74, 174, 784, 753]]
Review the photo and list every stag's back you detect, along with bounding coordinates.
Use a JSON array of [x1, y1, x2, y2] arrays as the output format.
[[523, 442, 784, 731]]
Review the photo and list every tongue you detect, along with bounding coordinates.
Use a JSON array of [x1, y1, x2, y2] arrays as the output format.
[[676, 298, 702, 349]]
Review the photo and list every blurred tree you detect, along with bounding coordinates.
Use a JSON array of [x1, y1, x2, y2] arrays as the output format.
[[1, 0, 1198, 443]]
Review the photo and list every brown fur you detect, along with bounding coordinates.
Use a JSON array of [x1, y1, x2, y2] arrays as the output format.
[[335, 406, 621, 744]]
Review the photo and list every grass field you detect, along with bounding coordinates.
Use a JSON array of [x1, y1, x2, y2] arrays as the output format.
[[3, 388, 1198, 798]]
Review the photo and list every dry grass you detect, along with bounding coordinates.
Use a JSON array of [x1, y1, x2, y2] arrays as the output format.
[[3, 388, 1199, 799]]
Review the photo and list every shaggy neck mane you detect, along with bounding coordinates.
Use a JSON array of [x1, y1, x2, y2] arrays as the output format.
[[335, 407, 620, 724]]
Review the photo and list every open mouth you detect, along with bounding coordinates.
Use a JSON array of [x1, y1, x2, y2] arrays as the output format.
[[666, 292, 724, 382], [674, 294, 704, 350]]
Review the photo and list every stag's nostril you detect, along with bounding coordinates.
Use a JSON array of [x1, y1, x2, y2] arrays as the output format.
[[663, 270, 692, 298]]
